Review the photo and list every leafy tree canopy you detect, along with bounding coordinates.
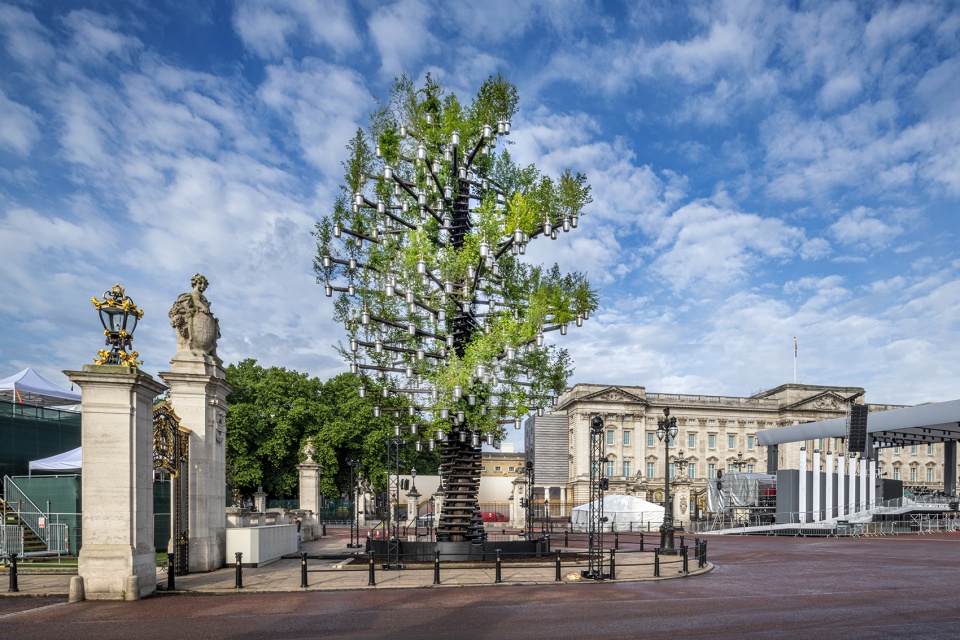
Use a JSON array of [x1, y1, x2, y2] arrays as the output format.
[[225, 359, 438, 501]]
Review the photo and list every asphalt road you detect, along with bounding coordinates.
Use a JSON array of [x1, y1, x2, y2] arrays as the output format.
[[3, 535, 959, 639]]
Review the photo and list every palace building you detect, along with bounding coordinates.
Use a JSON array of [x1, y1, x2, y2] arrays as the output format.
[[525, 382, 937, 522]]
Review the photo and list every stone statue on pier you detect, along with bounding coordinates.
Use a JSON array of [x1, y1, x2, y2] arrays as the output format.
[[169, 274, 221, 358]]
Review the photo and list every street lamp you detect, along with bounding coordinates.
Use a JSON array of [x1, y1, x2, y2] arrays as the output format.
[[346, 458, 362, 548], [731, 452, 748, 472], [674, 450, 690, 478], [656, 408, 679, 554], [91, 284, 144, 366]]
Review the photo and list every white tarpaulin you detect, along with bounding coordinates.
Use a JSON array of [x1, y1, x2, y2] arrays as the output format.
[[28, 446, 82, 474], [0, 367, 81, 408], [707, 473, 776, 513], [571, 494, 665, 532]]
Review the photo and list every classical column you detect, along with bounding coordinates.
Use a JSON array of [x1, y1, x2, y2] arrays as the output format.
[[406, 485, 421, 530], [297, 438, 322, 537], [825, 451, 834, 520], [837, 453, 846, 519], [798, 447, 807, 524], [66, 365, 166, 600], [161, 274, 233, 572], [812, 449, 821, 522], [510, 476, 524, 528]]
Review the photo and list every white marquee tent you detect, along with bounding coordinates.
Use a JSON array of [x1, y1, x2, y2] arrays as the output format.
[[571, 494, 665, 532], [28, 447, 82, 475], [0, 367, 81, 409]]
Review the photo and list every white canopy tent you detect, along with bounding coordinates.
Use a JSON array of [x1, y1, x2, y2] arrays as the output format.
[[28, 446, 82, 475], [571, 494, 665, 532], [0, 367, 81, 409]]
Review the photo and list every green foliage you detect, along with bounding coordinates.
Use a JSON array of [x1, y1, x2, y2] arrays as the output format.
[[314, 73, 600, 441], [225, 360, 438, 500]]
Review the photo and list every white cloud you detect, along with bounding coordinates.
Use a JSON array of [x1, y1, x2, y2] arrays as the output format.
[[232, 0, 360, 60], [0, 3, 55, 65], [60, 9, 142, 66], [829, 207, 903, 251], [0, 89, 41, 154], [368, 0, 436, 77], [649, 201, 805, 291], [257, 58, 371, 176]]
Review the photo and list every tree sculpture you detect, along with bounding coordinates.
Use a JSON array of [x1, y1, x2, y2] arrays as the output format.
[[315, 74, 598, 542]]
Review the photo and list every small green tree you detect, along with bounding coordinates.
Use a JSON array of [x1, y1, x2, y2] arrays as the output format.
[[314, 73, 598, 541]]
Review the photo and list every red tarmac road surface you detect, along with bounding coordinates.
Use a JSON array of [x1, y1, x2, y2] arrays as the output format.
[[3, 534, 960, 639]]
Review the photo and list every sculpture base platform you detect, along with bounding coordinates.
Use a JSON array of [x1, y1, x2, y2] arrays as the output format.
[[369, 538, 548, 563]]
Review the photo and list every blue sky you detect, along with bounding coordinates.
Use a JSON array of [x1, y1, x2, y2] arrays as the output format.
[[2, 0, 959, 427]]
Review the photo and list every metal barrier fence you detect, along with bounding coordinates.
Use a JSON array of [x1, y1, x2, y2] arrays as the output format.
[[283, 537, 708, 589]]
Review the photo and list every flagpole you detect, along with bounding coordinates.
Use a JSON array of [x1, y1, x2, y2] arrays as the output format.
[[793, 337, 797, 384]]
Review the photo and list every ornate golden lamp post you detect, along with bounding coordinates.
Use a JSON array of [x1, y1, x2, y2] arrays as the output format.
[[91, 284, 144, 366]]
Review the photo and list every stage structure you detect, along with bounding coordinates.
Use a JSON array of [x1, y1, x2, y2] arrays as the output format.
[[315, 75, 598, 542]]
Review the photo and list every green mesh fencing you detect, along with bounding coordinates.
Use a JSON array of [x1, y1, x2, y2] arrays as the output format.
[[0, 400, 81, 478]]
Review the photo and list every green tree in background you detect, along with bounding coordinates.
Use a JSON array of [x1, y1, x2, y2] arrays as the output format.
[[225, 359, 438, 502]]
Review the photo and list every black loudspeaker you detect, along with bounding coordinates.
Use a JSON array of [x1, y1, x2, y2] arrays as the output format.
[[847, 404, 868, 453]]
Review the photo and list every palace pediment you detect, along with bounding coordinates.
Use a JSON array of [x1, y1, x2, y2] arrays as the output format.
[[581, 386, 647, 404], [784, 391, 849, 413]]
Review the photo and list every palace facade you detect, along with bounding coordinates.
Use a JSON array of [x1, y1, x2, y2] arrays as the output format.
[[526, 382, 938, 521]]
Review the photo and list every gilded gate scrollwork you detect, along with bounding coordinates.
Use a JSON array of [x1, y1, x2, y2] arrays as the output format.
[[154, 401, 190, 575]]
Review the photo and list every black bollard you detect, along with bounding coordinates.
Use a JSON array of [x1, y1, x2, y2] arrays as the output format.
[[564, 529, 569, 547], [8, 552, 19, 593], [639, 532, 644, 552], [609, 549, 616, 580], [167, 550, 175, 591], [433, 549, 441, 585], [322, 523, 327, 537], [679, 535, 685, 548], [555, 549, 562, 581], [654, 548, 660, 578], [682, 545, 689, 574], [702, 540, 707, 566], [368, 551, 376, 586], [495, 549, 502, 583], [694, 537, 700, 560], [301, 552, 308, 588], [615, 531, 620, 550], [235, 552, 243, 589]]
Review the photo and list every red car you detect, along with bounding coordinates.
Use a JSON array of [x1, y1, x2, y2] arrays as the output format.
[[481, 511, 509, 523]]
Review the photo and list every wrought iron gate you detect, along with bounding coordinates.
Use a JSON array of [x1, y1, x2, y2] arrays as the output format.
[[154, 401, 190, 575]]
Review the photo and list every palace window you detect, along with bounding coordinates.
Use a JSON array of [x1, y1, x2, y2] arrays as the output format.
[[894, 467, 900, 480], [708, 434, 716, 449], [728, 435, 736, 449], [927, 467, 933, 482], [748, 464, 755, 473], [606, 460, 615, 477], [747, 435, 754, 450], [647, 462, 655, 478], [910, 467, 917, 481], [687, 464, 696, 479], [623, 431, 631, 446], [622, 461, 631, 477], [708, 463, 716, 478], [607, 430, 615, 445], [647, 432, 655, 448], [689, 433, 696, 448], [669, 463, 675, 479]]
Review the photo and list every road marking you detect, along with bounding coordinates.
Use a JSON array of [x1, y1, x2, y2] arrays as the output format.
[[0, 601, 69, 619]]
